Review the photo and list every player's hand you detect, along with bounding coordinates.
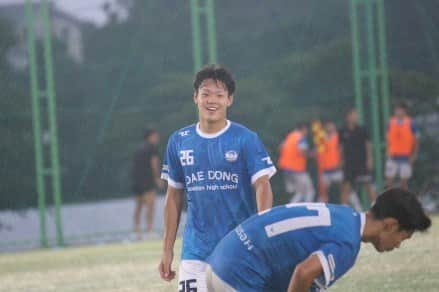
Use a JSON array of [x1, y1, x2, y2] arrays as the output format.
[[158, 250, 176, 281], [155, 178, 165, 190]]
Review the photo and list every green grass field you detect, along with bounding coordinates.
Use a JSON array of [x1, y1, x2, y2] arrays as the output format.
[[1, 216, 438, 292]]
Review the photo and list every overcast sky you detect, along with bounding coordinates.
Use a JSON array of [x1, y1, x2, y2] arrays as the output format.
[[0, 0, 116, 25]]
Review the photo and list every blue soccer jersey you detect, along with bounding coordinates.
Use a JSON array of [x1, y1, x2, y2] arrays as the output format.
[[161, 120, 276, 261], [208, 203, 365, 291]]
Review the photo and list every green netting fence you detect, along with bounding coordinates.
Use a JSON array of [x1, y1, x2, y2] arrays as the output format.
[[1, 0, 438, 251]]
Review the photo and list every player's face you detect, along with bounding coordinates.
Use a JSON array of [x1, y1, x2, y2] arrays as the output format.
[[301, 127, 308, 136], [346, 110, 358, 125], [149, 132, 160, 145], [326, 122, 336, 134], [373, 224, 413, 252], [394, 107, 406, 119], [194, 79, 233, 124]]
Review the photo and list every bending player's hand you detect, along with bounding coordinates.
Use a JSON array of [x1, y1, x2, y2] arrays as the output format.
[[159, 250, 176, 281], [155, 178, 165, 190]]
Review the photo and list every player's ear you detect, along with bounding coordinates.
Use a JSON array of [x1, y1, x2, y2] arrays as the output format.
[[193, 91, 198, 104], [227, 95, 234, 107], [383, 218, 399, 232]]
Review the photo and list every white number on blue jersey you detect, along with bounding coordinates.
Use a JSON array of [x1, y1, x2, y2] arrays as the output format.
[[179, 150, 194, 166], [264, 203, 331, 237]]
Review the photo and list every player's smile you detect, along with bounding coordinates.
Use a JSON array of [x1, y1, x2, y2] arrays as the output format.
[[206, 106, 219, 112]]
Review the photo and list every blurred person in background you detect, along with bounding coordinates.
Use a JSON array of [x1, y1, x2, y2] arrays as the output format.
[[131, 128, 162, 240], [339, 108, 376, 208], [278, 122, 315, 203], [385, 101, 419, 190], [318, 120, 343, 200]]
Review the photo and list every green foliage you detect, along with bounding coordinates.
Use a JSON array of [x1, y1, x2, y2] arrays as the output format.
[[1, 0, 438, 208]]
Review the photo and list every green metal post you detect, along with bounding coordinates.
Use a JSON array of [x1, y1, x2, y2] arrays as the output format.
[[206, 0, 217, 64], [365, 1, 383, 191], [190, 0, 202, 72], [377, 0, 391, 126], [25, 0, 48, 248], [350, 0, 364, 124], [41, 0, 64, 246]]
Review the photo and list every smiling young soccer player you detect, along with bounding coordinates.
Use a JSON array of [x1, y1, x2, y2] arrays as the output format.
[[158, 65, 276, 291], [206, 188, 431, 292]]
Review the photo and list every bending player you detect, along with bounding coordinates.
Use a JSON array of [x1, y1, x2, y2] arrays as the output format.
[[158, 64, 276, 291], [206, 188, 431, 291]]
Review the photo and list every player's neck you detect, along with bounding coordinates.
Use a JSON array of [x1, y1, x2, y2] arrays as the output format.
[[198, 119, 228, 134], [361, 212, 382, 243], [347, 122, 356, 130]]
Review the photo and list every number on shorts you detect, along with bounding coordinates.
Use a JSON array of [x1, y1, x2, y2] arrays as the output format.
[[264, 203, 331, 237], [179, 279, 197, 292]]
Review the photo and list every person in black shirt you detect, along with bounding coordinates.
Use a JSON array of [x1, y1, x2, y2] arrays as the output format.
[[132, 128, 163, 239], [339, 108, 377, 207]]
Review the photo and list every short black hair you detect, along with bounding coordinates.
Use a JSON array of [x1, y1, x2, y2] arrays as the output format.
[[193, 64, 236, 95], [370, 188, 431, 232], [144, 128, 157, 139]]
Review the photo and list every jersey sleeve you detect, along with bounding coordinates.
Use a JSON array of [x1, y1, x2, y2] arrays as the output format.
[[312, 242, 355, 288], [243, 132, 277, 184], [161, 134, 184, 189]]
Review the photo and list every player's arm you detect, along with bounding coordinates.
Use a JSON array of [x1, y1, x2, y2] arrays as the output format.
[[410, 122, 419, 164], [244, 132, 276, 212], [410, 137, 419, 164], [339, 144, 344, 167], [366, 140, 373, 170], [254, 175, 273, 212], [338, 129, 344, 167], [151, 155, 164, 189], [287, 254, 323, 292], [159, 185, 184, 281], [363, 128, 373, 170]]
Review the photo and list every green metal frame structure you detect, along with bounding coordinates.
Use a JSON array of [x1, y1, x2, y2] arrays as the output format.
[[25, 0, 64, 247], [350, 0, 391, 193], [190, 0, 218, 72]]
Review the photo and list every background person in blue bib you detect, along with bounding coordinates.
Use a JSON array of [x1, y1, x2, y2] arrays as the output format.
[[158, 64, 276, 291], [206, 188, 431, 292]]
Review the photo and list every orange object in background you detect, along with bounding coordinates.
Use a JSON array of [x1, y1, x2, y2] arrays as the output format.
[[387, 117, 415, 157], [319, 133, 341, 171], [278, 130, 307, 172]]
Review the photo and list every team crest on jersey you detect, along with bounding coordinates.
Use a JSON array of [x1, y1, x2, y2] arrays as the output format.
[[225, 150, 239, 162]]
